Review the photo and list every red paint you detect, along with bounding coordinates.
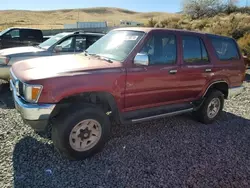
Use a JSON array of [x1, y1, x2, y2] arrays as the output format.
[[11, 28, 246, 112]]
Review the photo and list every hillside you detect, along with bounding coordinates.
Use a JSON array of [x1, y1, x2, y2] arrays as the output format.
[[0, 7, 178, 30]]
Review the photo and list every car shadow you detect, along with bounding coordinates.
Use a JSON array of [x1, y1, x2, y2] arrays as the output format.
[[0, 82, 14, 109], [245, 72, 250, 82], [13, 111, 250, 187]]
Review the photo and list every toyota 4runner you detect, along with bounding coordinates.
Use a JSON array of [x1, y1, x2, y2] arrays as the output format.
[[10, 28, 246, 160]]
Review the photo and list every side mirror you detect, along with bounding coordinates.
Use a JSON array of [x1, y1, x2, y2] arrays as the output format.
[[134, 53, 149, 66], [54, 45, 63, 52]]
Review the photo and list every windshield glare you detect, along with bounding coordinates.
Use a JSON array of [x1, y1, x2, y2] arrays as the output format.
[[0, 28, 10, 36], [39, 33, 70, 49], [86, 30, 144, 61]]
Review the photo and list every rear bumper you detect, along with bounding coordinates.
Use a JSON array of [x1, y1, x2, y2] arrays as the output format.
[[228, 85, 244, 98], [10, 79, 56, 132]]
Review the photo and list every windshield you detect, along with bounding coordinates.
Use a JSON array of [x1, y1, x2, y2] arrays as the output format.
[[39, 33, 70, 49], [0, 28, 11, 36], [86, 30, 144, 61]]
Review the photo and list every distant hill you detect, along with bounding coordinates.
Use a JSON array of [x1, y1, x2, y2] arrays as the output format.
[[0, 7, 179, 30]]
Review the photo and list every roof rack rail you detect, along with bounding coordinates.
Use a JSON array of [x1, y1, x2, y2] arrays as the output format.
[[72, 30, 107, 34], [73, 31, 82, 34]]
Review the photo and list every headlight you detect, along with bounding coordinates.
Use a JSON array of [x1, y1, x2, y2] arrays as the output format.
[[0, 56, 10, 65], [23, 83, 43, 103]]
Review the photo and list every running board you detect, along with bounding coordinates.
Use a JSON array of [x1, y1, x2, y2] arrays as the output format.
[[131, 108, 193, 123]]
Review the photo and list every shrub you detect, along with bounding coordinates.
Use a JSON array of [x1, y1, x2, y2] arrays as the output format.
[[147, 18, 158, 27], [238, 33, 250, 59], [182, 0, 224, 19], [154, 17, 182, 29]]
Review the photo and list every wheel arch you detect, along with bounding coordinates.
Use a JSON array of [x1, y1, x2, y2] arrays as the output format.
[[50, 91, 122, 124], [203, 81, 229, 99]]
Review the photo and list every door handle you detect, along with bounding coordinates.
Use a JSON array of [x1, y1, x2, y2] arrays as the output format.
[[169, 69, 177, 74], [205, 68, 212, 73]]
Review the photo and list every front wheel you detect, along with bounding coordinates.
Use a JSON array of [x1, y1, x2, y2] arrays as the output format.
[[52, 104, 111, 160], [193, 90, 224, 124]]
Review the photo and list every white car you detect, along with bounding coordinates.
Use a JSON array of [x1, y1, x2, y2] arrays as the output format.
[[0, 31, 104, 80]]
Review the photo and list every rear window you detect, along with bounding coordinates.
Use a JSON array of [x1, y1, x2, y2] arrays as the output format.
[[209, 36, 239, 61]]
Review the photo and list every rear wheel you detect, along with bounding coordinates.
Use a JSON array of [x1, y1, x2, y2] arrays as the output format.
[[52, 104, 111, 160], [193, 90, 224, 124]]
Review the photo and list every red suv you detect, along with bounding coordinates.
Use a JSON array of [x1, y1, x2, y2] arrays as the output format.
[[10, 28, 245, 160]]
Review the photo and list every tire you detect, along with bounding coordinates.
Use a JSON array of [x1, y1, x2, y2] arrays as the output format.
[[193, 90, 224, 124], [52, 104, 111, 160]]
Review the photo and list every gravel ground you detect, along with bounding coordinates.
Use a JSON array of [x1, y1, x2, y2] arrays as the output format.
[[0, 73, 250, 188]]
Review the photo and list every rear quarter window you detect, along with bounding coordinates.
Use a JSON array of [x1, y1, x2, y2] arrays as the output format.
[[20, 29, 43, 41], [209, 36, 240, 61]]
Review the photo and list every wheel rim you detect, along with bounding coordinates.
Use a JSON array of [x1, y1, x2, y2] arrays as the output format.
[[207, 98, 221, 119], [69, 119, 102, 152]]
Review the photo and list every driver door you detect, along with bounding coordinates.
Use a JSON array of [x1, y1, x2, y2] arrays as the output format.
[[125, 31, 183, 110], [1, 29, 21, 48], [52, 36, 76, 55]]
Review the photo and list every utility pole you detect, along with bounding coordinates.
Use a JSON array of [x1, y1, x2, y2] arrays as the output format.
[[77, 9, 80, 28]]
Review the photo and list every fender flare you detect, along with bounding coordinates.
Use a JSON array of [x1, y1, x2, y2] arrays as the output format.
[[202, 80, 229, 98]]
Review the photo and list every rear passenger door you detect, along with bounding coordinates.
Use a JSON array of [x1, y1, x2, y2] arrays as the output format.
[[178, 35, 213, 101]]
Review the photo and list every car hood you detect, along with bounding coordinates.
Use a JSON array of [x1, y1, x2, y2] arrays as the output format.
[[12, 54, 122, 81], [0, 46, 45, 56]]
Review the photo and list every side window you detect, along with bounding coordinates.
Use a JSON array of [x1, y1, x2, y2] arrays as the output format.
[[57, 36, 75, 52], [86, 36, 101, 48], [182, 35, 209, 63], [4, 29, 20, 39], [21, 30, 36, 40], [27, 30, 40, 39], [75, 36, 87, 52], [201, 40, 209, 61], [209, 36, 239, 60], [140, 33, 177, 65]]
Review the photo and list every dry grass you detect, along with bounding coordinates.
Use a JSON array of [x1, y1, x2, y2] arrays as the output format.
[[0, 7, 178, 30]]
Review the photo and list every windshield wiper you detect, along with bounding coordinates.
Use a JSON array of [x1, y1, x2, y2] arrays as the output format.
[[34, 45, 44, 49], [99, 56, 113, 63], [83, 50, 89, 56], [87, 53, 113, 63], [88, 53, 99, 57]]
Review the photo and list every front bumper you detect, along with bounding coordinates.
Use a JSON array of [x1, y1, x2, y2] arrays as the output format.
[[228, 85, 244, 98], [10, 79, 56, 132]]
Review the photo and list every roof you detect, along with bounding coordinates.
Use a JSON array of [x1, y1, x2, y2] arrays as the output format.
[[113, 27, 204, 34], [59, 31, 105, 36], [8, 27, 41, 30], [113, 27, 233, 39]]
